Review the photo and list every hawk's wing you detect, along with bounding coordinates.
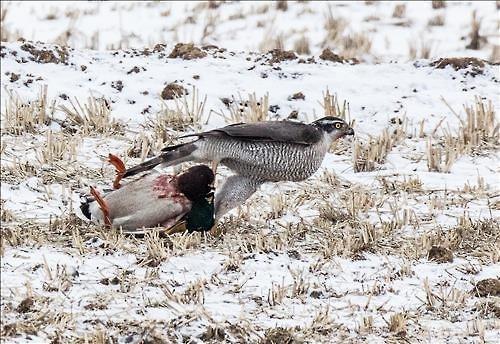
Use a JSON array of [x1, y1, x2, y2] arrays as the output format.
[[181, 120, 322, 145]]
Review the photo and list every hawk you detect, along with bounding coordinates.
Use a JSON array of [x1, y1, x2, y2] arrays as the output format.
[[121, 116, 354, 217]]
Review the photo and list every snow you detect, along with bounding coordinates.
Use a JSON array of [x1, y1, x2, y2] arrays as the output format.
[[2, 1, 498, 60]]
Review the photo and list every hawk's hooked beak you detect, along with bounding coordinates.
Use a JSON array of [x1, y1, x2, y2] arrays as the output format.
[[346, 127, 354, 136]]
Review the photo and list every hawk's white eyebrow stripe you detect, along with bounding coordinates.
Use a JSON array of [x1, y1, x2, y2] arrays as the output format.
[[320, 120, 343, 125]]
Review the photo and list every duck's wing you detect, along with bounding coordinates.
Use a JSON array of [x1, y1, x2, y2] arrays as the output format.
[[116, 207, 188, 235]]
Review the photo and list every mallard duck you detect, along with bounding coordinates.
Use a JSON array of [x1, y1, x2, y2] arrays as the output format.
[[80, 154, 215, 234]]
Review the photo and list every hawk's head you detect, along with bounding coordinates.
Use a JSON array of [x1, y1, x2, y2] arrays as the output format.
[[312, 116, 354, 142]]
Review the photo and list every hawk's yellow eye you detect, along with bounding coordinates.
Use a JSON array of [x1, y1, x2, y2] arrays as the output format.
[[335, 123, 342, 129]]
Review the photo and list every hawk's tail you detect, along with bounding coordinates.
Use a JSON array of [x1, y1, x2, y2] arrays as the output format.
[[122, 142, 197, 178]]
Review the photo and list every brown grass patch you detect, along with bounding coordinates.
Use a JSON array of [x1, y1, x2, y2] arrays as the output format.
[[322, 6, 347, 47], [490, 45, 500, 64], [406, 217, 499, 263], [339, 32, 372, 59], [428, 97, 497, 172], [1, 86, 53, 135], [443, 96, 498, 154], [314, 204, 379, 259], [426, 139, 456, 173], [428, 15, 445, 27], [262, 327, 298, 344], [321, 89, 350, 119], [36, 130, 80, 164], [466, 10, 486, 50], [387, 312, 407, 337], [409, 38, 433, 59], [392, 4, 406, 18], [58, 95, 124, 135], [432, 1, 446, 9], [294, 36, 310, 55], [353, 125, 406, 172], [219, 92, 269, 123]]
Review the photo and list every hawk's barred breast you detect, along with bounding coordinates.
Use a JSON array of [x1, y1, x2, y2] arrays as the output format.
[[198, 137, 327, 182]]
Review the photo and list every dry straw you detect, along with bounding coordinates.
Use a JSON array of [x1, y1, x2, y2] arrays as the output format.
[[353, 124, 406, 172], [58, 94, 123, 135], [220, 92, 270, 123], [2, 86, 53, 135]]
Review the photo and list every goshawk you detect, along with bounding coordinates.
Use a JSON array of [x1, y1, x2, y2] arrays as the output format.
[[121, 116, 354, 217]]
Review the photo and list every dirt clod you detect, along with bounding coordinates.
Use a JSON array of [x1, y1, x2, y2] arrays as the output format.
[[20, 43, 68, 64], [427, 246, 453, 263], [220, 97, 232, 108], [153, 43, 167, 53], [161, 83, 187, 100], [473, 278, 500, 297], [9, 73, 20, 82], [288, 110, 299, 119], [16, 297, 34, 313], [288, 92, 305, 101], [277, 0, 288, 11], [111, 80, 124, 92], [430, 57, 485, 77], [310, 290, 323, 299], [2, 323, 17, 336], [269, 104, 280, 113], [127, 66, 141, 74], [319, 48, 351, 63], [168, 43, 207, 60], [268, 49, 297, 64]]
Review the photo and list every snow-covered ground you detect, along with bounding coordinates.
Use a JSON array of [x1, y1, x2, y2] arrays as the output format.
[[1, 1, 499, 343], [1, 1, 499, 61]]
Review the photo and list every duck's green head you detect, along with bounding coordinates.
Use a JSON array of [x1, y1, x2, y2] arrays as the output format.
[[185, 192, 215, 232]]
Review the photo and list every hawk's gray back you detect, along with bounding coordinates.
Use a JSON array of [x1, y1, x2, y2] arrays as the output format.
[[182, 120, 323, 145]]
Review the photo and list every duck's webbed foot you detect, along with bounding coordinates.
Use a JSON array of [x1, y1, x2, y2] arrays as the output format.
[[163, 221, 188, 235], [89, 186, 112, 228], [108, 153, 126, 189]]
